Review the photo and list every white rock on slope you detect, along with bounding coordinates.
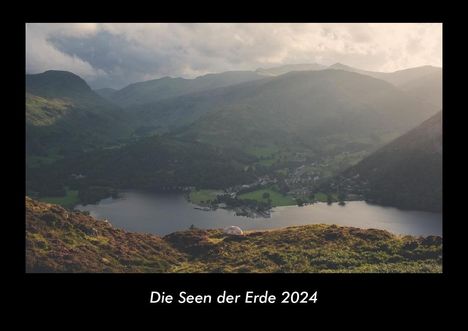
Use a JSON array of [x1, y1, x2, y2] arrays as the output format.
[[223, 226, 244, 235]]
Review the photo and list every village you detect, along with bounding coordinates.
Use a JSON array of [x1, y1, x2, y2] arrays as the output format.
[[185, 147, 369, 218]]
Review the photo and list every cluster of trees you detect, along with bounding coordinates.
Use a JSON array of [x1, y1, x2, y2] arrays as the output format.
[[78, 186, 119, 205], [26, 135, 257, 202], [216, 194, 272, 212]]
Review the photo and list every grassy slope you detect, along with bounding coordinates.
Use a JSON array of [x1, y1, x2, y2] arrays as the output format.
[[26, 93, 73, 126], [341, 111, 442, 212], [26, 197, 184, 272], [26, 197, 442, 273], [245, 145, 281, 166], [26, 71, 132, 166]]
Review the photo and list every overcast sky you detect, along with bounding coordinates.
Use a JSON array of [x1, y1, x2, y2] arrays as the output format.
[[26, 23, 442, 89]]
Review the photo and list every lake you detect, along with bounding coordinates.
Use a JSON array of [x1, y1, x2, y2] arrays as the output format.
[[75, 191, 442, 236]]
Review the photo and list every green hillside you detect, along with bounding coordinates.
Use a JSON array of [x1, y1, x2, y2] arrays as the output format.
[[26, 135, 256, 203], [332, 112, 442, 212], [26, 71, 131, 166], [26, 69, 440, 206], [174, 70, 438, 155]]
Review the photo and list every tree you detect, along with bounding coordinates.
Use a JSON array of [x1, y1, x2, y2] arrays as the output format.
[[327, 194, 333, 205], [338, 192, 346, 206], [262, 192, 270, 199]]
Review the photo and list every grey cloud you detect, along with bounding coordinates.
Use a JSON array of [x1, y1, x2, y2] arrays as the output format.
[[26, 23, 442, 89]]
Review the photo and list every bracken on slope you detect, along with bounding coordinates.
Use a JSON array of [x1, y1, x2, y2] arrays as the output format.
[[26, 197, 442, 273]]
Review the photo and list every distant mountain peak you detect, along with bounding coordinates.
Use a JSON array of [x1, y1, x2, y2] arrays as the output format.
[[328, 63, 359, 71], [329, 62, 346, 67], [41, 69, 81, 76], [255, 63, 327, 76], [26, 70, 92, 98], [32, 70, 90, 85]]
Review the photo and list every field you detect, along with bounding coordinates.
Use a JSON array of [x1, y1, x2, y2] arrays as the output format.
[[189, 189, 221, 205], [238, 188, 296, 206], [38, 189, 79, 209], [245, 145, 282, 166]]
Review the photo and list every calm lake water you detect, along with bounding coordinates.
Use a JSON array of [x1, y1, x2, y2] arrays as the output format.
[[75, 191, 442, 236]]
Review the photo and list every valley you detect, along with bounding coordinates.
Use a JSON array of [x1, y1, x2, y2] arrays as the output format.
[[25, 61, 443, 273], [26, 65, 441, 215]]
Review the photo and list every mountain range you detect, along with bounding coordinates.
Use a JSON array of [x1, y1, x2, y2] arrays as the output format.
[[328, 63, 442, 108], [26, 62, 442, 212], [97, 62, 442, 141], [24, 59, 444, 276], [96, 62, 442, 110], [106, 70, 264, 108], [172, 69, 438, 153], [255, 63, 327, 76]]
